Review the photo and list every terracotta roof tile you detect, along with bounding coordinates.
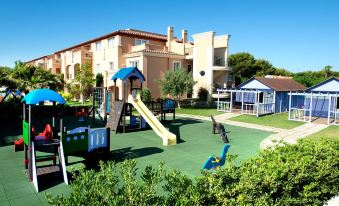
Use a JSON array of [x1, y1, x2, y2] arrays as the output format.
[[54, 29, 169, 53], [255, 77, 306, 91]]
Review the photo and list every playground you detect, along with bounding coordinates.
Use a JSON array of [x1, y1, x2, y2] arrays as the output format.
[[0, 67, 273, 205], [0, 114, 272, 205]]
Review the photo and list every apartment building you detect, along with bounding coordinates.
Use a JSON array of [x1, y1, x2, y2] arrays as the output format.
[[27, 27, 232, 99]]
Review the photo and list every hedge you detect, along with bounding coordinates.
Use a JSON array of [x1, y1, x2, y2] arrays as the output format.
[[47, 139, 339, 206]]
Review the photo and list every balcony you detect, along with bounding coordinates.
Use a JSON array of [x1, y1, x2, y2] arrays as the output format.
[[213, 47, 229, 70], [54, 59, 61, 64], [132, 43, 149, 52], [72, 50, 92, 63], [214, 56, 226, 66], [185, 47, 193, 59], [131, 43, 167, 52], [38, 63, 47, 69]]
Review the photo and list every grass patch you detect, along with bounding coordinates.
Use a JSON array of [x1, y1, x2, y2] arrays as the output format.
[[306, 126, 339, 141], [176, 107, 223, 117], [66, 100, 92, 107], [229, 113, 305, 129]]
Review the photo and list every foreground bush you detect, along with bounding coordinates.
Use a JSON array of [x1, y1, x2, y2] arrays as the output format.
[[47, 139, 339, 206]]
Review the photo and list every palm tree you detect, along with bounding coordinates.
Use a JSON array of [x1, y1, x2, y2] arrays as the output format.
[[11, 62, 63, 93], [322, 65, 333, 78]]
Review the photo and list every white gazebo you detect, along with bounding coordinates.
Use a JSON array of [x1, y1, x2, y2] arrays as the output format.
[[288, 77, 339, 125]]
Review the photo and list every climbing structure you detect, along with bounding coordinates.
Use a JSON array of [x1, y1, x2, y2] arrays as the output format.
[[108, 67, 177, 146], [22, 89, 68, 192], [21, 89, 111, 192]]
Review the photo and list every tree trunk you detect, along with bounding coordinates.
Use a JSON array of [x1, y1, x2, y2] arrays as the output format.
[[80, 93, 84, 105], [177, 96, 181, 109], [80, 84, 84, 105]]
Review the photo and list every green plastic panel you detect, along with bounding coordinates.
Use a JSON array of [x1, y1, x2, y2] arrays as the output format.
[[23, 120, 29, 145], [61, 132, 88, 155]]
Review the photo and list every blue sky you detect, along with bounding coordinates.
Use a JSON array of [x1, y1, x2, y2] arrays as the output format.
[[0, 0, 338, 72]]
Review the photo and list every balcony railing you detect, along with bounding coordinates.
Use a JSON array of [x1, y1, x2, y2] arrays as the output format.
[[54, 59, 61, 64], [242, 103, 275, 116], [131, 43, 166, 52], [217, 101, 231, 112], [290, 108, 310, 122]]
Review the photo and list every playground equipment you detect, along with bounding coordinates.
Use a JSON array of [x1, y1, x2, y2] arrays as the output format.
[[75, 107, 88, 122], [107, 67, 177, 146], [128, 94, 176, 145], [84, 87, 110, 124], [202, 144, 230, 171], [143, 98, 176, 122], [21, 88, 110, 192], [0, 89, 22, 104], [211, 115, 229, 144]]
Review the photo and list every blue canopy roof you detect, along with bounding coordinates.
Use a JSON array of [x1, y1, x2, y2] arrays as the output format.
[[111, 67, 145, 83], [22, 89, 66, 105]]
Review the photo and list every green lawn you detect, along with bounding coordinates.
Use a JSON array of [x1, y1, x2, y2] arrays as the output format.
[[176, 107, 223, 117], [306, 126, 339, 141], [0, 116, 272, 205], [229, 113, 305, 129], [66, 100, 92, 107]]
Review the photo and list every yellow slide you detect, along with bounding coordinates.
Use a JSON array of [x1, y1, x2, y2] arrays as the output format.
[[128, 94, 177, 146]]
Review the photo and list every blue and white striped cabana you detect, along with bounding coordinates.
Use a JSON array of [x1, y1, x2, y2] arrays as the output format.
[[288, 77, 339, 125]]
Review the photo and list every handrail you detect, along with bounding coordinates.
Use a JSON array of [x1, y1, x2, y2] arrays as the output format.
[[217, 101, 231, 112]]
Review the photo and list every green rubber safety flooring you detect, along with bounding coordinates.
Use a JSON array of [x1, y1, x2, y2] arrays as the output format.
[[0, 117, 272, 206]]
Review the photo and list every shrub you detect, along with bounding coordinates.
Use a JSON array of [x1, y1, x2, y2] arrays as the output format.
[[0, 99, 22, 122], [141, 87, 152, 102], [232, 139, 339, 205], [47, 160, 165, 206], [197, 87, 209, 101], [47, 139, 339, 205], [59, 91, 72, 102], [95, 73, 104, 87]]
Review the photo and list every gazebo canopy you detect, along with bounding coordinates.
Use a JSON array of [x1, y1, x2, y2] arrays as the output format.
[[306, 77, 339, 93], [111, 67, 145, 83], [22, 88, 66, 105]]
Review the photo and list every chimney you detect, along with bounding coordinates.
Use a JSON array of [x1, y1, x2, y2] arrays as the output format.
[[182, 29, 187, 44], [167, 26, 174, 51]]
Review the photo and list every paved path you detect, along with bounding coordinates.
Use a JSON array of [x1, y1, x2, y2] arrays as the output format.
[[260, 122, 329, 149]]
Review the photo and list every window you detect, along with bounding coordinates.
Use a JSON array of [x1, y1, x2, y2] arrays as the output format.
[[135, 39, 149, 46], [173, 61, 181, 70], [96, 41, 102, 51], [261, 92, 273, 103], [108, 37, 115, 48], [96, 64, 101, 74], [109, 62, 114, 71], [129, 60, 139, 68]]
